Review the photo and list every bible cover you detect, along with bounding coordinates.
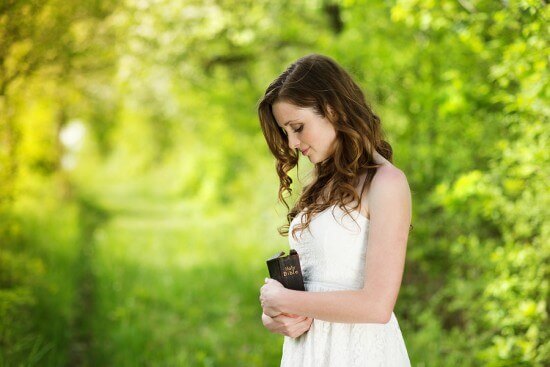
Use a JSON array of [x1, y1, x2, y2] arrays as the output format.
[[266, 249, 306, 291]]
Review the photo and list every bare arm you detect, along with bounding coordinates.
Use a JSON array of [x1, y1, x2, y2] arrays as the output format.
[[262, 168, 411, 323], [261, 312, 314, 338]]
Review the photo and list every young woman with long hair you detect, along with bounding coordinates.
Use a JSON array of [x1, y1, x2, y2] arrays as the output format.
[[257, 54, 412, 366]]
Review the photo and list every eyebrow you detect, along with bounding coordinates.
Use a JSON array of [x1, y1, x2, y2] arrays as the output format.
[[284, 119, 299, 126]]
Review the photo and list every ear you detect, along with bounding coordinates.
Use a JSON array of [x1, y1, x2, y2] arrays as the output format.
[[326, 104, 337, 121]]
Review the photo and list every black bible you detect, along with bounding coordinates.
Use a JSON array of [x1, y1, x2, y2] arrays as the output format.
[[266, 249, 306, 291]]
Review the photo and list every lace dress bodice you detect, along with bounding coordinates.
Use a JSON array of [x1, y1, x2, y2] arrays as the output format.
[[280, 204, 411, 367]]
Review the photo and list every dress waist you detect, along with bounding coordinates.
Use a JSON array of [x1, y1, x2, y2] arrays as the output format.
[[304, 281, 402, 329], [305, 280, 363, 292]]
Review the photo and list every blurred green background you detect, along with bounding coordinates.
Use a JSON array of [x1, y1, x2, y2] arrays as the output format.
[[1, 0, 548, 366]]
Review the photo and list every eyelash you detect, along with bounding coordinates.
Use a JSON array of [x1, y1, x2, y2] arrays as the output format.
[[293, 126, 303, 133]]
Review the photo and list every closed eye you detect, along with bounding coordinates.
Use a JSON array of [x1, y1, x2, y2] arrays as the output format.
[[293, 126, 303, 133]]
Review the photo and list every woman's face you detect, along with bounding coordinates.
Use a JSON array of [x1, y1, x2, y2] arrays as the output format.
[[272, 100, 337, 164]]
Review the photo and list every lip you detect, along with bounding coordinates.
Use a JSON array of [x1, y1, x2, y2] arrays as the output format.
[[301, 148, 309, 156]]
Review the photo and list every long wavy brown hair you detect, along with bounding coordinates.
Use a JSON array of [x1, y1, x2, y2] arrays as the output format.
[[257, 53, 399, 241]]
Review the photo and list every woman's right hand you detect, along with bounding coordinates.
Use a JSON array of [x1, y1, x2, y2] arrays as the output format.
[[261, 312, 314, 338]]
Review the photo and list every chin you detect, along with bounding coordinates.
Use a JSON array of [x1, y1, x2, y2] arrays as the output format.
[[310, 157, 322, 164], [313, 154, 331, 164]]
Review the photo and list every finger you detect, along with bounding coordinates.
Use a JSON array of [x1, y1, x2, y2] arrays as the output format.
[[265, 309, 281, 318], [285, 321, 309, 337], [289, 313, 306, 320], [293, 319, 313, 334], [286, 315, 307, 322], [274, 314, 307, 323], [287, 319, 311, 335], [284, 313, 302, 318]]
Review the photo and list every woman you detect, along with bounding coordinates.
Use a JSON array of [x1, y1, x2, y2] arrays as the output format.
[[257, 54, 412, 366]]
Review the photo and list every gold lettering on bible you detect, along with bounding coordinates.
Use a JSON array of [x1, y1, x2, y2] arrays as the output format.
[[283, 265, 298, 277]]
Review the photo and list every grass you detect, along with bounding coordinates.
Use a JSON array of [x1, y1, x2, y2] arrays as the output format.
[[84, 190, 286, 366], [6, 169, 429, 366], [1, 189, 82, 367], [2, 170, 288, 366]]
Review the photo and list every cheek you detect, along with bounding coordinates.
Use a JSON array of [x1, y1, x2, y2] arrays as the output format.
[[314, 131, 333, 150], [325, 129, 337, 147], [303, 130, 319, 146]]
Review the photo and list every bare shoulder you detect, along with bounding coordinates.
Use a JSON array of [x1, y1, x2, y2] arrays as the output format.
[[367, 164, 411, 207], [373, 164, 409, 189]]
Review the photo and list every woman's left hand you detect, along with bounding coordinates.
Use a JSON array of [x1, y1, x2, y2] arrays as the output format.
[[260, 278, 287, 317]]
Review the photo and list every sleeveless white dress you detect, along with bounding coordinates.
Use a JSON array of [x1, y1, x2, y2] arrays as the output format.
[[280, 204, 411, 367]]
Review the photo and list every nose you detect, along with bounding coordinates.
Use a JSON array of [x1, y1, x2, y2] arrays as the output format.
[[288, 135, 300, 151]]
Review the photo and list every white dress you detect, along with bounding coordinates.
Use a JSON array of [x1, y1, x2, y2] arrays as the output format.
[[280, 204, 411, 367]]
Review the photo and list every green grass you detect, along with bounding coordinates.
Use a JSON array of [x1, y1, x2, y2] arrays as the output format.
[[3, 175, 287, 366], [1, 192, 82, 367], [86, 193, 285, 366], [3, 178, 436, 366]]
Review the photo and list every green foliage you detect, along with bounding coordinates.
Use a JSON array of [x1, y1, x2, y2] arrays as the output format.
[[1, 0, 548, 365], [390, 1, 549, 364], [0, 180, 81, 366]]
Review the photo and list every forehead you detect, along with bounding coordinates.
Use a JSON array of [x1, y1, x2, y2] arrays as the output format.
[[272, 101, 311, 126]]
